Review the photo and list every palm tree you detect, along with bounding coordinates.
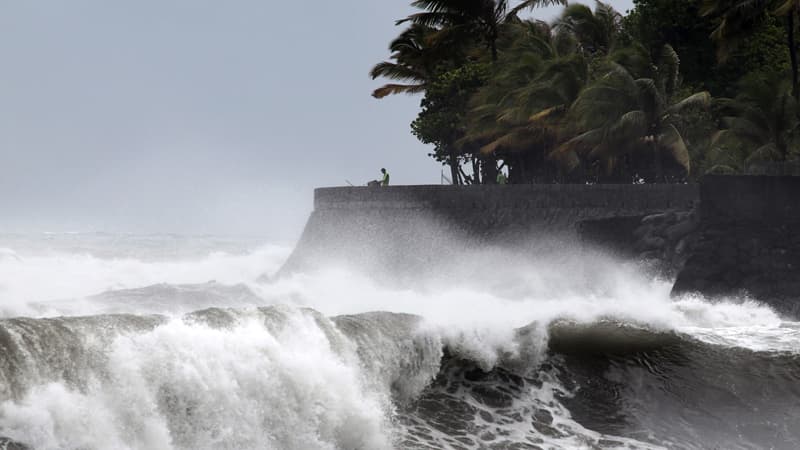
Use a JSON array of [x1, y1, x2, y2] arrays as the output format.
[[398, 0, 566, 61], [369, 24, 439, 98], [701, 0, 800, 99], [553, 1, 622, 56], [556, 46, 711, 182], [711, 71, 800, 165], [458, 19, 587, 182]]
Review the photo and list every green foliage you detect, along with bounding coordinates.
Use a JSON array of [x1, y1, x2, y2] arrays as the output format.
[[411, 63, 491, 165], [624, 0, 789, 96], [398, 0, 566, 61], [555, 1, 622, 56], [710, 71, 800, 165], [371, 0, 799, 183], [561, 53, 710, 180]]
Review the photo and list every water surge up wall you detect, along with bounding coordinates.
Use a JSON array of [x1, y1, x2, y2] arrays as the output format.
[[282, 184, 699, 274]]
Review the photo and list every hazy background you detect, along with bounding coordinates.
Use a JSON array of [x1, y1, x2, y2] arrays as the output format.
[[0, 0, 633, 241]]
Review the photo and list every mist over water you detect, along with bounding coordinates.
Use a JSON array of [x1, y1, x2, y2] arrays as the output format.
[[0, 231, 798, 449]]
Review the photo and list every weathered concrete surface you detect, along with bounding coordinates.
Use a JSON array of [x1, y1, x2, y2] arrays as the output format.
[[672, 176, 800, 316], [282, 184, 698, 275]]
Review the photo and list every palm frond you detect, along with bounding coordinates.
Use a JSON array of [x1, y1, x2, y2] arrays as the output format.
[[509, 0, 567, 17], [554, 128, 605, 155], [658, 124, 691, 172], [372, 83, 426, 99], [667, 92, 712, 114], [745, 142, 782, 163], [609, 110, 649, 142]]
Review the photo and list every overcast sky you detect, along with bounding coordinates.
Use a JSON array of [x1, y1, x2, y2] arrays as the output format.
[[0, 0, 634, 240]]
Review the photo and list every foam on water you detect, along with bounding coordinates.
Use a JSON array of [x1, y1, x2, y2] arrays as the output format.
[[0, 233, 798, 449], [0, 309, 393, 450], [0, 234, 289, 317]]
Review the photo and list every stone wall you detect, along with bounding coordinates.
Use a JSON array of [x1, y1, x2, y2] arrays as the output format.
[[672, 176, 800, 316], [314, 184, 698, 212], [285, 177, 800, 316], [283, 184, 698, 275]]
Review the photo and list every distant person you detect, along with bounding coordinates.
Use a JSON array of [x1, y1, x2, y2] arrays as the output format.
[[496, 171, 508, 185], [380, 168, 390, 186]]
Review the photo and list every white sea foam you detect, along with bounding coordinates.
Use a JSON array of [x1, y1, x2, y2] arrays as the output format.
[[0, 309, 393, 450], [0, 233, 798, 449], [0, 238, 289, 318]]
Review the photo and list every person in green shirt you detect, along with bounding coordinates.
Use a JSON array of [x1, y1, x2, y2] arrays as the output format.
[[496, 171, 508, 185], [380, 168, 390, 186]]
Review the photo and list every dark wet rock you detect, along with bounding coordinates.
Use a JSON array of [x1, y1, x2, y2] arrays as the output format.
[[642, 211, 675, 225], [580, 205, 703, 278], [665, 219, 697, 241]]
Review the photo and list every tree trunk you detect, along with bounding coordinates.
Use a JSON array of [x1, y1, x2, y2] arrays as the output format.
[[482, 154, 498, 184], [653, 141, 663, 183], [459, 166, 471, 185], [788, 10, 799, 101], [448, 147, 460, 185], [471, 157, 481, 184], [489, 23, 499, 62]]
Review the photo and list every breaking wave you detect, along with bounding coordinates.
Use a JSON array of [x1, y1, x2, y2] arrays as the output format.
[[0, 233, 798, 449]]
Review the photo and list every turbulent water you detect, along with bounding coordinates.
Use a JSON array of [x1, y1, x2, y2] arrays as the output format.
[[0, 232, 799, 449]]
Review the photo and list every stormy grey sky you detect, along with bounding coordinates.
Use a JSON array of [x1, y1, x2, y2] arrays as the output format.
[[0, 0, 633, 240]]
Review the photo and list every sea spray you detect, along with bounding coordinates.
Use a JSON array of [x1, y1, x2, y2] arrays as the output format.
[[0, 308, 394, 450], [1, 233, 799, 448]]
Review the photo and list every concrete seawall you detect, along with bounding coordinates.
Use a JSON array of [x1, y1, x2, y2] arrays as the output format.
[[673, 176, 800, 315], [282, 178, 800, 316], [283, 184, 699, 274]]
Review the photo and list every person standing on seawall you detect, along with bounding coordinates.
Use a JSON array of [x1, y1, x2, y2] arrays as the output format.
[[380, 168, 390, 186], [496, 170, 507, 185]]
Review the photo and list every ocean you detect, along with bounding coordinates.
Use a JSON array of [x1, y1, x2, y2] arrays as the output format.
[[0, 232, 798, 449]]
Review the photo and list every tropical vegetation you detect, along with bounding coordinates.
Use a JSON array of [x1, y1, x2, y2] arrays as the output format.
[[371, 0, 800, 184]]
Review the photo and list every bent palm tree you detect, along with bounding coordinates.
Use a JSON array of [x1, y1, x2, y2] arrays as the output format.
[[557, 46, 711, 181], [712, 72, 800, 164], [553, 1, 622, 56], [398, 0, 566, 61], [459, 20, 587, 182], [370, 24, 439, 98]]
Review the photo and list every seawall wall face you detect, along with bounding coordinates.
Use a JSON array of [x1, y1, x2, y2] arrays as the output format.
[[314, 184, 698, 212], [673, 176, 800, 315], [283, 184, 699, 275]]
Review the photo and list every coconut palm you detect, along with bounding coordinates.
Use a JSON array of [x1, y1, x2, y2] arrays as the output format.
[[370, 24, 440, 98], [553, 1, 622, 56], [710, 72, 800, 167], [556, 45, 711, 181], [398, 0, 566, 61], [458, 19, 587, 182]]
